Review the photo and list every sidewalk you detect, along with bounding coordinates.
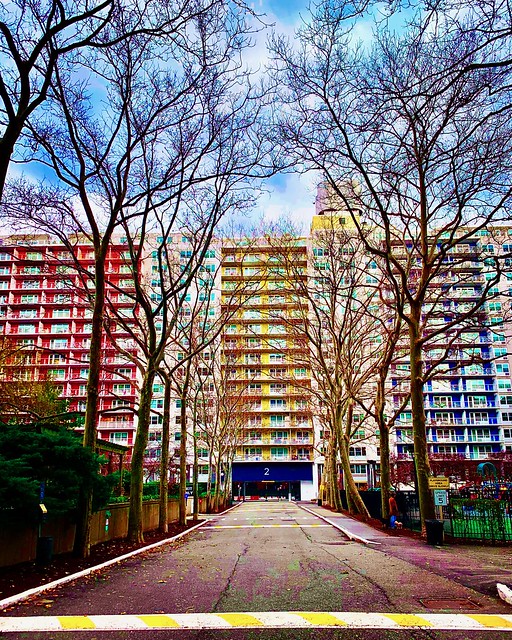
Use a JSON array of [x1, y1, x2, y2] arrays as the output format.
[[302, 503, 512, 601]]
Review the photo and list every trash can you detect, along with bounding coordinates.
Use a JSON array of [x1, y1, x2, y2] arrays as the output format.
[[36, 536, 53, 565], [317, 498, 322, 506], [425, 519, 444, 546]]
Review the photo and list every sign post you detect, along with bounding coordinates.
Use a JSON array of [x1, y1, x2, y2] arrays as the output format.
[[429, 478, 449, 521]]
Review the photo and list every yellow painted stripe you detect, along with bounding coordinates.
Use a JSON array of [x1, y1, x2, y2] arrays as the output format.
[[58, 616, 96, 629], [468, 614, 512, 628], [216, 613, 264, 627], [297, 612, 347, 626], [386, 614, 433, 627], [138, 615, 180, 627]]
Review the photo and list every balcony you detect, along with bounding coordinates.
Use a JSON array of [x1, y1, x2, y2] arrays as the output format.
[[426, 401, 462, 409]]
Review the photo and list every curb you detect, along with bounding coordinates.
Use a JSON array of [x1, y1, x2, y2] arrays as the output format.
[[0, 503, 239, 611], [299, 504, 380, 546]]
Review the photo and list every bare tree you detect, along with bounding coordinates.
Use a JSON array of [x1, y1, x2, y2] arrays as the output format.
[[270, 8, 512, 527], [2, 0, 273, 553], [0, 0, 189, 200], [0, 0, 114, 199]]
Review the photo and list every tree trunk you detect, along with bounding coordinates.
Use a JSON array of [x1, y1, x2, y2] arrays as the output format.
[[74, 250, 107, 557], [339, 439, 370, 518], [193, 433, 199, 521], [339, 402, 369, 518], [376, 377, 391, 522], [158, 375, 171, 533], [128, 367, 157, 542], [179, 391, 188, 526], [409, 317, 435, 529], [327, 434, 343, 511]]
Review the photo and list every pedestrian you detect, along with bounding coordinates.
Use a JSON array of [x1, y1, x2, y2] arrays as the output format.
[[389, 491, 399, 529]]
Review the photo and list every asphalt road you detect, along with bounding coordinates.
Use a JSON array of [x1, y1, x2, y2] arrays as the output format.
[[1, 501, 512, 639]]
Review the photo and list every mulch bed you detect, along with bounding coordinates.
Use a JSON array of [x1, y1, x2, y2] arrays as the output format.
[[0, 521, 202, 603]]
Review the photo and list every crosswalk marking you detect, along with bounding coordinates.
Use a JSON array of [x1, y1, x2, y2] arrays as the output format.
[[57, 616, 96, 630], [137, 615, 181, 628], [297, 612, 347, 626], [469, 614, 512, 628], [386, 614, 433, 627], [2, 612, 512, 632], [216, 613, 263, 627]]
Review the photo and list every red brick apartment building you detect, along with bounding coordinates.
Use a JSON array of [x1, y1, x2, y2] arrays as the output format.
[[0, 235, 138, 452]]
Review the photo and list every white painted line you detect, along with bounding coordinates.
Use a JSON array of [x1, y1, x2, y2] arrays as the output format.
[[0, 502, 242, 612], [207, 524, 330, 529], [299, 505, 381, 546], [1, 612, 512, 632]]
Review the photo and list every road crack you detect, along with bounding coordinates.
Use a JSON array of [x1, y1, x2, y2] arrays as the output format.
[[211, 542, 249, 612]]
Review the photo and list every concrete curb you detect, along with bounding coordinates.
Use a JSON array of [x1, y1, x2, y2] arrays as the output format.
[[0, 503, 239, 611], [299, 504, 381, 546]]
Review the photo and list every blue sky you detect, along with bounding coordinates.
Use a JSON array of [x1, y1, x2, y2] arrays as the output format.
[[249, 0, 319, 228]]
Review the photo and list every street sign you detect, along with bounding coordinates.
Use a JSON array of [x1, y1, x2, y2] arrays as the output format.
[[428, 476, 450, 490], [434, 490, 448, 506]]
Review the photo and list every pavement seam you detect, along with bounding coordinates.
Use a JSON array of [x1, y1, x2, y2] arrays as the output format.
[[0, 504, 241, 611]]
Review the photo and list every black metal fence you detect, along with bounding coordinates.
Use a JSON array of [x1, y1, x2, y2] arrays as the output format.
[[344, 487, 512, 543]]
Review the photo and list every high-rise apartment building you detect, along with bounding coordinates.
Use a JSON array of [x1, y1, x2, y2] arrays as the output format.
[[0, 235, 138, 451], [222, 240, 316, 501], [1, 214, 512, 495]]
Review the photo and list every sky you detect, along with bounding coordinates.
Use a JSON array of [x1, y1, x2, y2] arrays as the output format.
[[248, 0, 318, 229]]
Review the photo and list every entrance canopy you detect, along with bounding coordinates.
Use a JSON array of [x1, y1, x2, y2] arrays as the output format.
[[232, 462, 313, 483]]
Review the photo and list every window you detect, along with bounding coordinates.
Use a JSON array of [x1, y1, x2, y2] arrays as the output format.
[[113, 383, 132, 395], [294, 368, 307, 377], [349, 447, 367, 457], [112, 399, 130, 408], [350, 464, 366, 474], [52, 308, 70, 318], [22, 280, 39, 289], [18, 324, 36, 334], [503, 413, 512, 423], [497, 364, 510, 375], [504, 428, 512, 438], [270, 398, 287, 408], [19, 309, 37, 318], [110, 432, 129, 444], [50, 338, 68, 348], [245, 447, 262, 458], [270, 447, 288, 459], [115, 368, 132, 378], [151, 399, 164, 408], [437, 445, 457, 454], [270, 415, 285, 425], [49, 369, 66, 380], [51, 323, 69, 334]]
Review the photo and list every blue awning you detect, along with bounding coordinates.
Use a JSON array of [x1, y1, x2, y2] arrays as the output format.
[[232, 462, 313, 482]]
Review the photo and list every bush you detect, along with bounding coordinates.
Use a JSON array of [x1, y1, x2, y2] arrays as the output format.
[[0, 421, 111, 524]]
